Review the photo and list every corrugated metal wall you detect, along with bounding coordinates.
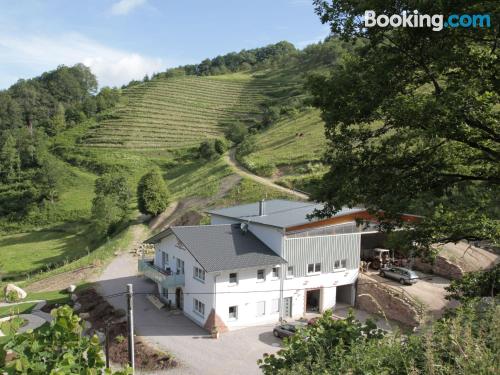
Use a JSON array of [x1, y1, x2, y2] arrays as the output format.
[[284, 233, 361, 277]]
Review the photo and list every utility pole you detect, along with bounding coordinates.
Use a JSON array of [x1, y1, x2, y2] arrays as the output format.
[[126, 283, 135, 373], [105, 322, 110, 369]]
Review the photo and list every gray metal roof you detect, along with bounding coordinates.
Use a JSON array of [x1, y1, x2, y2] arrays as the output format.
[[145, 224, 286, 272], [207, 199, 366, 228]]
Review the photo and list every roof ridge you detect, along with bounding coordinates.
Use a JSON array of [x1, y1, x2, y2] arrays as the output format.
[[171, 223, 232, 229]]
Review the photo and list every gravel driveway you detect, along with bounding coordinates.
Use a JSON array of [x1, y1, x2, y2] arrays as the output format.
[[366, 270, 459, 318], [97, 252, 281, 374]]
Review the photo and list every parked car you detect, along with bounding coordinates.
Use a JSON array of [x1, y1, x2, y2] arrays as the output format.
[[273, 323, 304, 338], [379, 267, 418, 285]]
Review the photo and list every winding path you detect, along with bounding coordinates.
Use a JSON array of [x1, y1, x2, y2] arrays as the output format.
[[224, 149, 309, 200]]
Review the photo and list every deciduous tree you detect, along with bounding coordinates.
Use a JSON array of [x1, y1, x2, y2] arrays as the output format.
[[309, 0, 499, 249]]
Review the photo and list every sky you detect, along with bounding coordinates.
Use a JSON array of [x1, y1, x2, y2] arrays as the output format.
[[0, 0, 330, 89]]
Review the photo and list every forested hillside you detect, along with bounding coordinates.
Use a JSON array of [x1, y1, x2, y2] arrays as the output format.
[[0, 39, 346, 280]]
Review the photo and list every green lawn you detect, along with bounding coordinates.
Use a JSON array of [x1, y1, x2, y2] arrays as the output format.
[[213, 178, 299, 208], [0, 302, 38, 318], [0, 222, 94, 277]]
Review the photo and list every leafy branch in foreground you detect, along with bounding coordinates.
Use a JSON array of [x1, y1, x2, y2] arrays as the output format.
[[260, 302, 499, 374], [2, 305, 131, 374]]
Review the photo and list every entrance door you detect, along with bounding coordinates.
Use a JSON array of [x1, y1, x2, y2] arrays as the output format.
[[175, 288, 183, 310], [283, 297, 292, 318], [306, 289, 320, 313]]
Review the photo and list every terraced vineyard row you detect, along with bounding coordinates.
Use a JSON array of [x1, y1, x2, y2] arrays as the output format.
[[84, 74, 279, 150]]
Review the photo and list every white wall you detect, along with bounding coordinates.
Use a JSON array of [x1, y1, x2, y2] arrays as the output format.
[[248, 223, 284, 256], [215, 266, 282, 330], [213, 265, 358, 330], [156, 234, 215, 327]]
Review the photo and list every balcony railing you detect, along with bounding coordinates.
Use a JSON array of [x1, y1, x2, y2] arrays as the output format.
[[138, 258, 185, 289]]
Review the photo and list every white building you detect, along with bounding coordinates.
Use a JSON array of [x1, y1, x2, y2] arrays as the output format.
[[139, 200, 398, 332]]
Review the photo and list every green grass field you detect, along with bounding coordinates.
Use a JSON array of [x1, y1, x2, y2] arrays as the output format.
[[0, 222, 94, 277], [241, 108, 326, 169], [84, 73, 278, 149]]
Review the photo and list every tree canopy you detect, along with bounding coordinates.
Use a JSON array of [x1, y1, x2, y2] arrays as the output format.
[[91, 172, 131, 235], [137, 169, 170, 216], [309, 0, 499, 249]]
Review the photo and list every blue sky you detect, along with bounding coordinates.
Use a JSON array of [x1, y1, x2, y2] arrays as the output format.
[[0, 0, 329, 89]]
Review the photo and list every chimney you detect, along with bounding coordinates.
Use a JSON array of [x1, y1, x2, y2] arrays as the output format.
[[259, 199, 265, 216]]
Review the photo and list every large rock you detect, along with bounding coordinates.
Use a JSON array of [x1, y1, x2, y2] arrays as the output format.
[[4, 284, 27, 301]]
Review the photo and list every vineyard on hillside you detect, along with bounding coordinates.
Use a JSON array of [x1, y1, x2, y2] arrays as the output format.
[[241, 108, 326, 169], [84, 74, 278, 149]]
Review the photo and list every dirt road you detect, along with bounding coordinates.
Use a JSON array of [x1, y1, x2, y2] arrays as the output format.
[[224, 149, 309, 200]]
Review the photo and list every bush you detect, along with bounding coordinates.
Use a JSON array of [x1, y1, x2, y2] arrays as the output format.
[[260, 302, 500, 375], [225, 122, 248, 144], [0, 316, 26, 336], [236, 137, 257, 157], [2, 306, 131, 374], [446, 263, 499, 302], [198, 140, 218, 160], [214, 138, 228, 155], [91, 172, 131, 236], [5, 290, 20, 303], [137, 169, 170, 216]]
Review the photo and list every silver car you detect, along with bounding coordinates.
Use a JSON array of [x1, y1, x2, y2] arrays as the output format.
[[379, 267, 418, 285]]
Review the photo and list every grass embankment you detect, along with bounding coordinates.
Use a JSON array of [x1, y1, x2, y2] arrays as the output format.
[[84, 73, 277, 150], [237, 108, 327, 193]]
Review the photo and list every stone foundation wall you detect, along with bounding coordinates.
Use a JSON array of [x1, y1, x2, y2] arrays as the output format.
[[414, 256, 463, 280], [356, 275, 423, 327]]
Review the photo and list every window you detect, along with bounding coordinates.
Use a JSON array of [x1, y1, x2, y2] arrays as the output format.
[[341, 259, 347, 269], [161, 252, 168, 269], [272, 267, 279, 279], [194, 266, 205, 282], [308, 263, 321, 274], [176, 258, 185, 275], [257, 269, 265, 281], [287, 266, 294, 278], [271, 298, 280, 313], [161, 287, 168, 298], [256, 301, 266, 316], [193, 298, 205, 317], [334, 260, 340, 269], [229, 272, 238, 284], [228, 306, 238, 320]]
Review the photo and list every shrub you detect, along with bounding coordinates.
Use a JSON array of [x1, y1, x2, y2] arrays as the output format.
[[254, 163, 277, 177], [446, 263, 499, 302], [198, 140, 218, 160], [5, 290, 20, 303], [236, 137, 257, 157], [0, 316, 26, 336], [214, 138, 228, 155], [2, 305, 131, 374], [137, 169, 170, 216], [91, 172, 131, 236], [225, 122, 248, 144]]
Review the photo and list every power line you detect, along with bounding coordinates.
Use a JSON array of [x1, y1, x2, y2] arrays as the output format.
[[96, 274, 437, 298]]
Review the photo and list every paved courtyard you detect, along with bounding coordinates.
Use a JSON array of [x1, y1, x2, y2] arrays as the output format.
[[98, 253, 282, 374]]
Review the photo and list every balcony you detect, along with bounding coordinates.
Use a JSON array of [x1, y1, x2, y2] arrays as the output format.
[[138, 258, 185, 289]]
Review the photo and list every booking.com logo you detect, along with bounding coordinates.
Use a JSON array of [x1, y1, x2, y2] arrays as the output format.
[[365, 10, 492, 31]]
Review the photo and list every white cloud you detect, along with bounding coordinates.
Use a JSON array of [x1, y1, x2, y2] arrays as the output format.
[[0, 32, 169, 88], [111, 0, 147, 15]]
